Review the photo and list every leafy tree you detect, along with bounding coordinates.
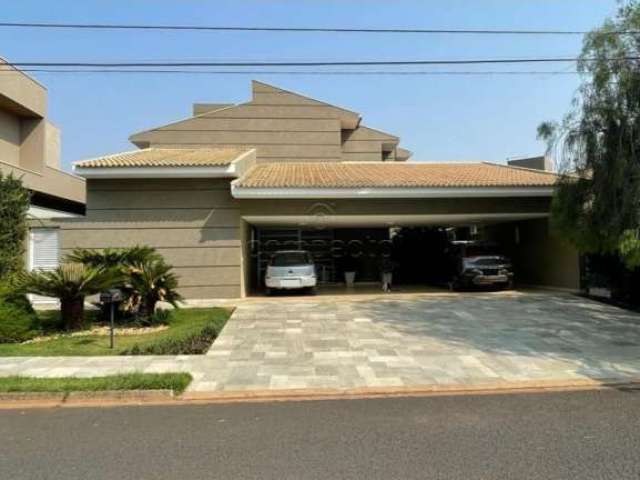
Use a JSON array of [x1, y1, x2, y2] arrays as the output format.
[[0, 173, 30, 278], [15, 264, 121, 330], [538, 1, 640, 269]]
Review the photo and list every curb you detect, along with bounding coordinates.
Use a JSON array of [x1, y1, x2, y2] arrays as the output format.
[[179, 378, 640, 403], [0, 389, 174, 409], [0, 378, 638, 409], [66, 389, 174, 404]]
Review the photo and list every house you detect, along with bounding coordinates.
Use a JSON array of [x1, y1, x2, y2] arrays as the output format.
[[60, 81, 578, 299], [0, 58, 85, 273]]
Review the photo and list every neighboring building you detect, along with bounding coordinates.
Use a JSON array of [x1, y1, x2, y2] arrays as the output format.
[[61, 81, 578, 299], [0, 58, 85, 275]]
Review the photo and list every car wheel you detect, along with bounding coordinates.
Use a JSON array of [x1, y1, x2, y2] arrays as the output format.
[[265, 287, 273, 296]]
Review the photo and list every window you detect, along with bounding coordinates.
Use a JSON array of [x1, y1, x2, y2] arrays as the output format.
[[29, 228, 60, 303], [270, 251, 312, 267]]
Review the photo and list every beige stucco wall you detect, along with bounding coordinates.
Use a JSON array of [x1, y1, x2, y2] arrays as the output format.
[[341, 126, 397, 162], [61, 176, 580, 299], [486, 218, 580, 290], [130, 81, 402, 164], [0, 60, 84, 205], [239, 196, 553, 218], [0, 109, 21, 165], [0, 58, 47, 117], [59, 178, 242, 299]]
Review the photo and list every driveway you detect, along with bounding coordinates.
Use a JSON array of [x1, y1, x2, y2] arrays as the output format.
[[198, 291, 640, 392]]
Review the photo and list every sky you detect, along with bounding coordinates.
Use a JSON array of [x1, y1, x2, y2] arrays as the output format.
[[1, 0, 621, 171]]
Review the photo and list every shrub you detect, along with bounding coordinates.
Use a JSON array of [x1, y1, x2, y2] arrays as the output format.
[[122, 323, 219, 355], [0, 277, 39, 343], [0, 173, 30, 278], [0, 279, 34, 315], [120, 309, 227, 355], [0, 302, 38, 343]]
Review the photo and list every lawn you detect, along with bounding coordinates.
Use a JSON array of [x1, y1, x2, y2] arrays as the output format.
[[0, 373, 192, 394], [0, 307, 231, 356]]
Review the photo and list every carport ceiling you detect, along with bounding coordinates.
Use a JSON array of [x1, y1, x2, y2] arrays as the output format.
[[243, 213, 548, 228]]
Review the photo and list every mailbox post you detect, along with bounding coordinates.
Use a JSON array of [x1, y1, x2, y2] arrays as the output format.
[[100, 289, 122, 349]]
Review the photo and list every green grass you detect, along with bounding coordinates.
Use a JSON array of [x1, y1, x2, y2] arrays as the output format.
[[0, 373, 192, 394], [0, 307, 231, 356]]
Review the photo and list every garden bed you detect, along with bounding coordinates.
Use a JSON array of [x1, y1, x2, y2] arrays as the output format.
[[0, 307, 231, 356]]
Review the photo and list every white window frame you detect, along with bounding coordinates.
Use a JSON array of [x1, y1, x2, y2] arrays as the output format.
[[28, 228, 60, 305]]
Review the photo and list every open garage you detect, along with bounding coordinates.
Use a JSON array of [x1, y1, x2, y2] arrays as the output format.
[[240, 209, 579, 296]]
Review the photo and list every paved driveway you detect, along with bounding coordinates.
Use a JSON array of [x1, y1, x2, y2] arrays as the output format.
[[199, 291, 640, 392]]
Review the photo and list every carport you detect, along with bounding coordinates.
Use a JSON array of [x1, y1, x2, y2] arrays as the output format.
[[232, 162, 580, 297], [239, 212, 576, 296]]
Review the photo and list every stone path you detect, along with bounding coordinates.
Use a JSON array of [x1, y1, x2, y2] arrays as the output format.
[[1, 291, 639, 394]]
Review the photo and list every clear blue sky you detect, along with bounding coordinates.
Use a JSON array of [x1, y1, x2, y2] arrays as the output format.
[[1, 0, 620, 170]]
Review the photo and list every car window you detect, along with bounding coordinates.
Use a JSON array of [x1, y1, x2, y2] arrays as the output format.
[[464, 245, 500, 257], [465, 257, 504, 266], [271, 252, 311, 266]]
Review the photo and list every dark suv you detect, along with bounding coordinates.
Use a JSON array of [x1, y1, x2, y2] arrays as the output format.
[[447, 241, 514, 290]]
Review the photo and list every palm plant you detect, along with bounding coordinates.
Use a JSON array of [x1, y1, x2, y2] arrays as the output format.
[[128, 259, 183, 317], [67, 246, 162, 317], [16, 264, 121, 330], [66, 246, 160, 270]]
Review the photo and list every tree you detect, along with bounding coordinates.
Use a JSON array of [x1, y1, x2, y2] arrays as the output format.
[[16, 264, 121, 330], [0, 173, 30, 278], [538, 1, 640, 269]]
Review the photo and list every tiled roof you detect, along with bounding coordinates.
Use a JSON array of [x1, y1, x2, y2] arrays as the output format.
[[75, 148, 249, 168], [234, 162, 560, 189]]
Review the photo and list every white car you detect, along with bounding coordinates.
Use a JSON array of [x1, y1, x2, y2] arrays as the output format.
[[265, 250, 317, 294]]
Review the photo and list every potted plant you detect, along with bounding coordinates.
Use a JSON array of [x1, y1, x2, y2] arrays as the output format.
[[342, 255, 358, 287]]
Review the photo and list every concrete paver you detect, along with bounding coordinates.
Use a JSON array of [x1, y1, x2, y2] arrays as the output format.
[[0, 291, 639, 394]]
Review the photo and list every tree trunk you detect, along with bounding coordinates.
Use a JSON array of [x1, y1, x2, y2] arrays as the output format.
[[61, 297, 84, 330], [145, 297, 157, 318]]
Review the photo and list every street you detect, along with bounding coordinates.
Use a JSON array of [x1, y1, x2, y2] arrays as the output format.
[[1, 390, 639, 479]]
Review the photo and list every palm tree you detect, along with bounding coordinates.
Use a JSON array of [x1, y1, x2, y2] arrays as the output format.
[[128, 259, 183, 317], [16, 264, 120, 330], [66, 246, 160, 269], [66, 246, 161, 317]]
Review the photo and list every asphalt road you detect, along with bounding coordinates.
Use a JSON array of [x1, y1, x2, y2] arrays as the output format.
[[1, 390, 639, 480]]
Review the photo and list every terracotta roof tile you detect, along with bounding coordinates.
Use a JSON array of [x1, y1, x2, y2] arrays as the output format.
[[235, 162, 559, 189], [75, 148, 249, 168]]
